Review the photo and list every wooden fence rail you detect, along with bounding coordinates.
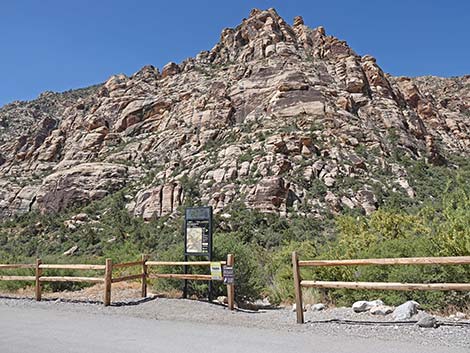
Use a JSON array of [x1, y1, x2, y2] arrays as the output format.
[[145, 254, 235, 310], [292, 252, 470, 324], [0, 253, 235, 310], [0, 264, 35, 269]]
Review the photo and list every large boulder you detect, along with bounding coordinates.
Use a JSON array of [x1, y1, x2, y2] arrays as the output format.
[[370, 305, 394, 315], [392, 300, 420, 321], [36, 163, 128, 213]]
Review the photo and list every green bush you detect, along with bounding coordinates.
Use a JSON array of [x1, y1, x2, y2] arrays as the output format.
[[307, 201, 470, 309], [148, 234, 265, 303], [266, 240, 317, 305], [213, 233, 265, 302]]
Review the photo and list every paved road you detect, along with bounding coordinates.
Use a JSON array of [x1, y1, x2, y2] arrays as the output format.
[[0, 306, 466, 353]]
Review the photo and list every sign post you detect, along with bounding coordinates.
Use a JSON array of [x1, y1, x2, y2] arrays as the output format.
[[225, 254, 235, 310], [183, 206, 213, 300]]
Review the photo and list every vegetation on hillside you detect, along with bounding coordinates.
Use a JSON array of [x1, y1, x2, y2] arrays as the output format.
[[0, 157, 469, 309]]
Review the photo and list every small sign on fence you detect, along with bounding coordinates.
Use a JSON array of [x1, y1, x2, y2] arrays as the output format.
[[223, 265, 234, 284], [210, 262, 222, 280]]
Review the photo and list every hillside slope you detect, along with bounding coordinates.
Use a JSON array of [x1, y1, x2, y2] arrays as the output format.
[[1, 8, 469, 222]]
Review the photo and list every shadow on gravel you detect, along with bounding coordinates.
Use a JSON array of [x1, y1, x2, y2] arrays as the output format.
[[0, 294, 281, 313]]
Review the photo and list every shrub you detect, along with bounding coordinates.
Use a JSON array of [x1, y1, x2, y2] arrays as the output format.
[[266, 240, 317, 305], [213, 233, 265, 302]]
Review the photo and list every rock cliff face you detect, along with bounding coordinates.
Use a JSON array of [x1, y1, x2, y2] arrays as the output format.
[[0, 8, 469, 220]]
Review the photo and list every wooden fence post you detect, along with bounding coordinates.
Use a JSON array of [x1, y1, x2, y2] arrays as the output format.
[[141, 254, 148, 298], [292, 251, 304, 324], [104, 258, 112, 306], [35, 259, 42, 301], [227, 254, 235, 310]]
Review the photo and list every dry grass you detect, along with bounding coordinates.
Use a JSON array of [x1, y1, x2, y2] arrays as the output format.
[[0, 281, 188, 303], [429, 304, 470, 318]]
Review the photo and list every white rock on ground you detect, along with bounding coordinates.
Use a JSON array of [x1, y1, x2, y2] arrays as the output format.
[[253, 298, 272, 309], [216, 296, 228, 304], [352, 300, 384, 313], [370, 305, 394, 315], [311, 303, 326, 311], [392, 300, 420, 320]]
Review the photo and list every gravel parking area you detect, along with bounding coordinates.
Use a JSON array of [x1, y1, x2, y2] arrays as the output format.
[[0, 292, 469, 351]]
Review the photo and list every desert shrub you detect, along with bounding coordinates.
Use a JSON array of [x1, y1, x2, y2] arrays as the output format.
[[148, 233, 265, 302], [307, 201, 470, 309], [266, 240, 317, 305], [212, 232, 265, 302], [148, 242, 186, 295]]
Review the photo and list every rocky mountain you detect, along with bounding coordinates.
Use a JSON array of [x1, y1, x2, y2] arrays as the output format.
[[1, 8, 469, 222]]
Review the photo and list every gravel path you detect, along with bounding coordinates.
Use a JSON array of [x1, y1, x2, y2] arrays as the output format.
[[0, 295, 468, 351]]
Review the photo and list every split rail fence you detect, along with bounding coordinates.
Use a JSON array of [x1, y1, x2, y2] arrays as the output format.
[[292, 252, 470, 324], [0, 254, 234, 310]]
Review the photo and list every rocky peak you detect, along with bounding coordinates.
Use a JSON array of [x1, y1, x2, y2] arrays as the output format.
[[293, 15, 304, 27], [131, 65, 161, 82], [205, 8, 356, 66], [208, 8, 295, 63], [0, 8, 468, 221]]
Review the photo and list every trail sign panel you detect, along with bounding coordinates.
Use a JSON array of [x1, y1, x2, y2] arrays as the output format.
[[186, 227, 204, 253], [210, 262, 222, 280], [184, 207, 213, 256], [223, 266, 234, 284]]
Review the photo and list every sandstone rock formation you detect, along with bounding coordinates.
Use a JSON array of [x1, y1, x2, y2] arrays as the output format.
[[0, 8, 468, 221]]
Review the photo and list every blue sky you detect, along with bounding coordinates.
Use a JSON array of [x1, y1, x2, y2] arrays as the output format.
[[1, 0, 469, 106]]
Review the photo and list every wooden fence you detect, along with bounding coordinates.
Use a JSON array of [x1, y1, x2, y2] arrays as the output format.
[[292, 252, 470, 324], [0, 254, 235, 309], [146, 253, 235, 310]]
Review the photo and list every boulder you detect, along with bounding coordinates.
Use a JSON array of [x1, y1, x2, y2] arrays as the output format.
[[392, 301, 420, 321], [417, 316, 438, 328], [253, 298, 272, 309], [448, 312, 466, 321], [370, 305, 394, 315], [216, 296, 228, 304], [356, 190, 377, 215], [72, 213, 89, 222], [352, 299, 384, 313], [311, 303, 326, 311], [63, 245, 79, 256], [8, 186, 38, 214]]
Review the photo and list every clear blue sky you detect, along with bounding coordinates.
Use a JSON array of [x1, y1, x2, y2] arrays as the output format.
[[1, 0, 469, 106]]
